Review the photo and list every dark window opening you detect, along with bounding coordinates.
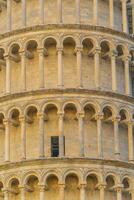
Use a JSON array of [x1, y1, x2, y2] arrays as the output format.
[[51, 136, 59, 157]]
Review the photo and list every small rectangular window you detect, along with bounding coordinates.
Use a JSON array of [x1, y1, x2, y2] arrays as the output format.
[[51, 136, 59, 157]]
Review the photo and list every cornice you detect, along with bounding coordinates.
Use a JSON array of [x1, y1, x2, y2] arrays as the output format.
[[0, 158, 134, 171], [0, 24, 133, 42], [0, 88, 134, 105]]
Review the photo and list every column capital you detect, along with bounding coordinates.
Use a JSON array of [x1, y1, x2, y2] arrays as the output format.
[[77, 112, 85, 119], [110, 50, 118, 58], [112, 116, 121, 122], [37, 48, 48, 56], [3, 118, 10, 125], [75, 45, 83, 52], [98, 183, 107, 190], [122, 55, 131, 62], [115, 184, 124, 192], [57, 46, 63, 52], [95, 113, 104, 120], [93, 48, 101, 55], [57, 112, 64, 119], [37, 112, 44, 119], [59, 183, 66, 188], [19, 115, 25, 122], [127, 120, 134, 126]]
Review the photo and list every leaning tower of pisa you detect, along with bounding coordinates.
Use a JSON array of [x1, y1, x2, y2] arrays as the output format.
[[0, 0, 134, 199]]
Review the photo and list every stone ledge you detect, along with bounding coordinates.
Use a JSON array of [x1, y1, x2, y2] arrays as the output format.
[[0, 158, 133, 171], [0, 88, 134, 104], [0, 24, 133, 42]]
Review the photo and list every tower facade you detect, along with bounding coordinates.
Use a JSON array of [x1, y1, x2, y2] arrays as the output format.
[[0, 0, 133, 199]]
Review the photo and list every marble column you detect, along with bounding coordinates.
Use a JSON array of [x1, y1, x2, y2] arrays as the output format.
[[76, 0, 80, 24], [113, 116, 120, 160], [80, 184, 86, 200], [78, 113, 85, 157], [39, 0, 44, 24], [96, 114, 103, 159], [58, 113, 64, 157], [7, 0, 12, 31], [132, 3, 134, 34], [116, 185, 123, 200], [76, 46, 83, 88], [19, 116, 26, 160], [3, 190, 9, 200], [20, 51, 26, 92], [57, 0, 62, 23], [40, 185, 45, 200], [111, 51, 117, 92], [94, 48, 101, 89], [38, 48, 45, 89], [99, 184, 106, 200], [59, 184, 65, 200], [20, 187, 25, 200], [121, 0, 128, 33], [128, 121, 134, 161], [5, 55, 11, 94], [22, 0, 26, 27], [57, 47, 64, 88], [124, 56, 131, 96], [109, 0, 114, 29], [4, 119, 10, 162], [38, 113, 44, 158], [93, 0, 98, 25]]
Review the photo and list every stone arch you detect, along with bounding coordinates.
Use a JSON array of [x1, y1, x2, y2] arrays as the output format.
[[101, 102, 118, 117], [81, 36, 98, 49], [7, 106, 22, 119], [105, 172, 119, 185], [42, 170, 61, 185], [100, 39, 115, 51], [82, 99, 100, 114], [22, 171, 41, 185], [24, 103, 39, 116], [43, 36, 58, 48], [116, 43, 129, 57], [118, 106, 130, 121], [61, 35, 79, 47], [83, 170, 103, 183], [6, 175, 20, 188], [40, 100, 60, 113], [23, 39, 39, 51], [62, 100, 82, 113], [63, 169, 83, 184], [8, 42, 22, 55]]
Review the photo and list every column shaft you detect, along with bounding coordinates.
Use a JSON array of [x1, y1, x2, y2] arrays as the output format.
[[117, 189, 122, 200], [38, 114, 44, 158], [3, 191, 9, 200], [80, 185, 86, 200], [94, 49, 100, 89], [77, 47, 83, 88], [99, 186, 105, 200], [39, 0, 44, 24], [7, 0, 12, 31], [128, 121, 134, 161], [5, 56, 11, 94], [21, 52, 26, 91], [59, 185, 65, 200], [22, 0, 26, 27], [96, 115, 103, 159], [124, 57, 130, 95], [93, 0, 98, 24], [40, 187, 45, 200], [4, 120, 10, 162], [78, 113, 84, 157], [111, 54, 117, 92], [57, 48, 63, 88], [20, 117, 26, 160], [59, 113, 64, 157], [113, 118, 120, 160], [20, 187, 25, 200], [132, 4, 134, 34], [38, 49, 44, 89], [57, 0, 62, 23], [121, 0, 128, 33], [76, 0, 80, 24], [109, 0, 114, 29]]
